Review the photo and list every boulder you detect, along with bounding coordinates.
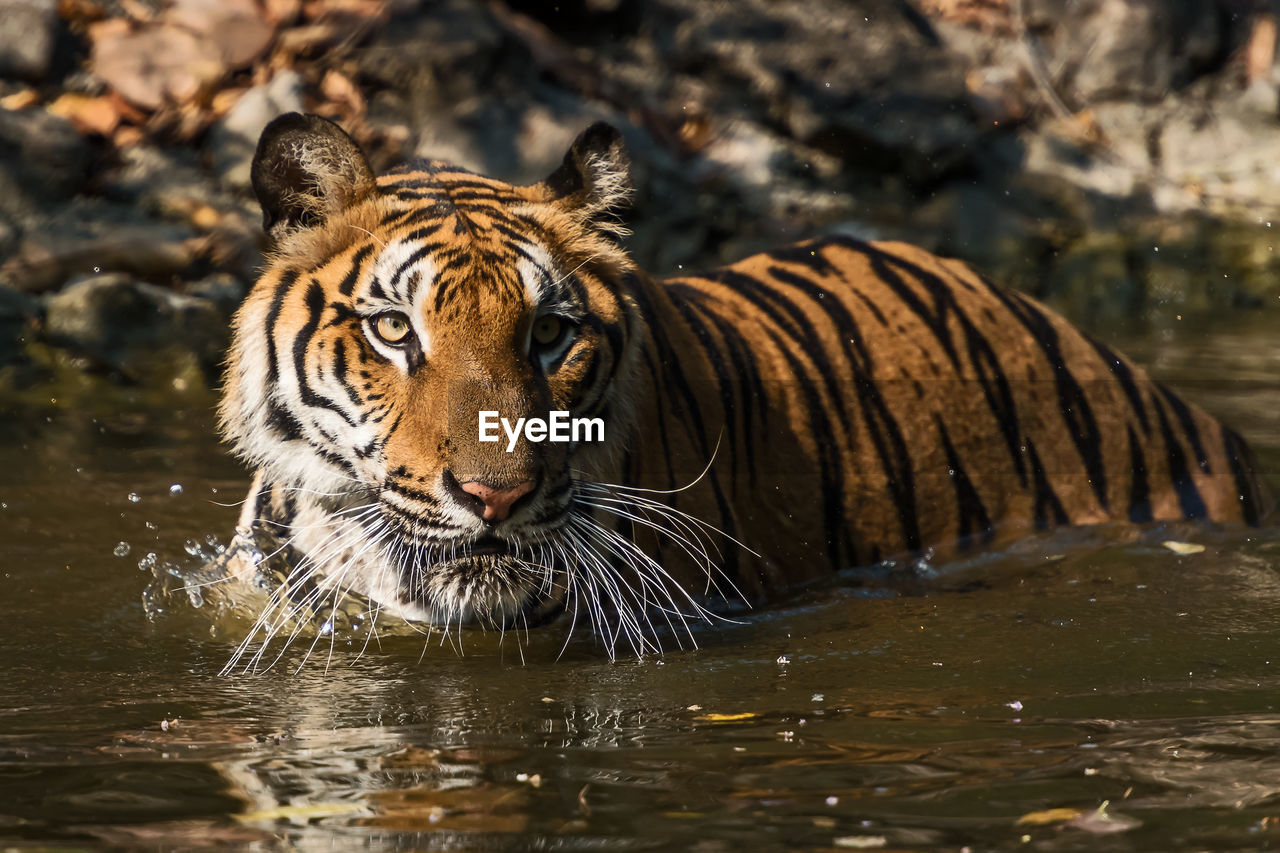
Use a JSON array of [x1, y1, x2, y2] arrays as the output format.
[[0, 283, 37, 366], [43, 273, 228, 382], [0, 108, 91, 216], [0, 0, 58, 82]]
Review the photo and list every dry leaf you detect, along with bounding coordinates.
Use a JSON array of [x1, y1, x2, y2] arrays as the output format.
[[58, 0, 107, 29], [692, 712, 760, 723], [113, 124, 145, 147], [91, 24, 224, 109], [168, 0, 276, 69], [264, 0, 303, 25], [275, 22, 344, 53], [320, 68, 365, 119], [1162, 540, 1205, 555], [210, 87, 247, 118], [47, 93, 121, 136], [1016, 807, 1083, 826], [1246, 14, 1277, 85], [0, 89, 40, 111]]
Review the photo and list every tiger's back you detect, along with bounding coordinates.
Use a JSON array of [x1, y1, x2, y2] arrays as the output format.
[[623, 235, 1268, 596]]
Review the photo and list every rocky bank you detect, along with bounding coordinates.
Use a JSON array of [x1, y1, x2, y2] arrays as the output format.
[[1, 0, 1278, 389]]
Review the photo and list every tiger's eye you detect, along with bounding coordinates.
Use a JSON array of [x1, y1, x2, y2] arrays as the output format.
[[531, 315, 564, 347], [374, 313, 411, 345]]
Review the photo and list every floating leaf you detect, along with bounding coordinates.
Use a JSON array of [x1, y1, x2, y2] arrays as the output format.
[[692, 712, 760, 723], [1162, 540, 1205, 556], [1016, 807, 1083, 825]]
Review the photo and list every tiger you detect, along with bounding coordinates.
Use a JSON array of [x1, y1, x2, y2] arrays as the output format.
[[211, 112, 1270, 663]]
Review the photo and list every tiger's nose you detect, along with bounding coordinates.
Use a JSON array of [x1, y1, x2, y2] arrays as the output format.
[[451, 475, 536, 523]]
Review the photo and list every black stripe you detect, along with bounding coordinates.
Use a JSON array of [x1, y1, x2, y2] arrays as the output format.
[[630, 279, 741, 576], [1084, 336, 1151, 434], [757, 324, 849, 566], [983, 287, 1109, 512], [1151, 393, 1207, 519], [1154, 383, 1211, 474], [699, 308, 768, 488], [264, 269, 300, 386], [805, 246, 1027, 486], [1126, 425, 1153, 523], [1024, 438, 1069, 529], [265, 401, 305, 441], [668, 294, 742, 491], [329, 339, 366, 413], [1223, 427, 1263, 526], [293, 281, 358, 427], [936, 415, 995, 548], [723, 266, 920, 552], [338, 244, 376, 296]]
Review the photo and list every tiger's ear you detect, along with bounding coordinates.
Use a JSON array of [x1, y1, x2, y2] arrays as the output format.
[[540, 122, 632, 230], [251, 113, 376, 241]]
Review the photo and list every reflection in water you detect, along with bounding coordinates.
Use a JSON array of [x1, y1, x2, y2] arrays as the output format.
[[3, 317, 1280, 849]]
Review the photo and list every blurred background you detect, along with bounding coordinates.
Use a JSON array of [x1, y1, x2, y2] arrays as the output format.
[[2, 0, 1280, 391]]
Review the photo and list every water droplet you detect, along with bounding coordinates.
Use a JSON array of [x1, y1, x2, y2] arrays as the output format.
[[186, 587, 204, 608], [183, 539, 203, 557], [113, 541, 131, 557], [169, 484, 184, 496], [127, 492, 140, 503], [145, 521, 158, 531], [320, 621, 334, 636], [137, 552, 158, 572]]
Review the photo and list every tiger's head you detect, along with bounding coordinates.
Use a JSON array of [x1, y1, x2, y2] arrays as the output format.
[[219, 114, 646, 633]]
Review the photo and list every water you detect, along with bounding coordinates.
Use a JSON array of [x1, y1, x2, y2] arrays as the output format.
[[3, 314, 1280, 850]]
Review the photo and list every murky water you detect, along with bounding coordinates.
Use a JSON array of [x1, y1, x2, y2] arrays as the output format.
[[4, 313, 1280, 851]]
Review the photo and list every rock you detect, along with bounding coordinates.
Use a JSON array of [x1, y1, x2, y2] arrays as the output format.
[[209, 70, 305, 190], [0, 202, 198, 293], [0, 108, 91, 215], [1021, 0, 1231, 104], [0, 283, 38, 366], [0, 0, 58, 82], [0, 213, 16, 263], [103, 144, 220, 212], [184, 272, 247, 321], [43, 273, 228, 382]]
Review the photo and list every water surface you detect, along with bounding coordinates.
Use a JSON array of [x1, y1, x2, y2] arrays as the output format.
[[4, 314, 1280, 850]]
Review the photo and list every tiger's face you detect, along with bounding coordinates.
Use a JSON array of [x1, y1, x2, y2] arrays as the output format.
[[220, 115, 640, 628]]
